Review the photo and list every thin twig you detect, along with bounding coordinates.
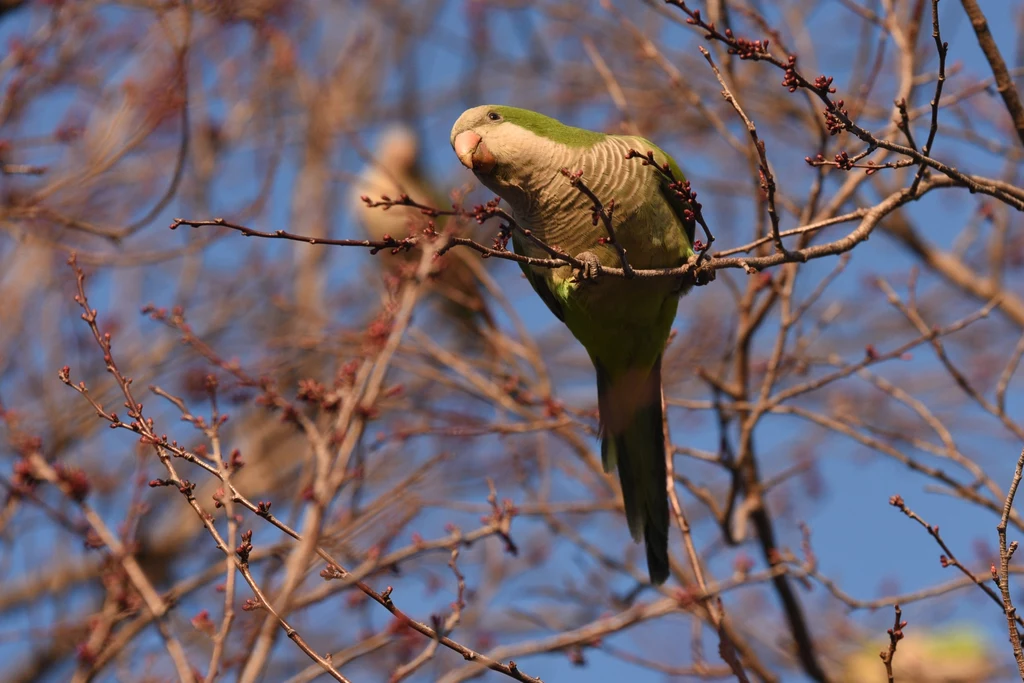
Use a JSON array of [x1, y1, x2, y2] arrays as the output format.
[[890, 494, 1024, 630], [878, 604, 906, 683], [958, 0, 1024, 147], [699, 46, 791, 258], [663, 394, 750, 683], [997, 449, 1024, 676], [910, 0, 947, 194]]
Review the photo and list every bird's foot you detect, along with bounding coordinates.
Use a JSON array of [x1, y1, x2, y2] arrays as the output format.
[[571, 251, 602, 283]]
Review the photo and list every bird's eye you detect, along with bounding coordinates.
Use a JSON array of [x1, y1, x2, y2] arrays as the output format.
[[487, 112, 502, 122]]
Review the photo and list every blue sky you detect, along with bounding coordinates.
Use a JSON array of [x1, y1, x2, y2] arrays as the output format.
[[3, 1, 1024, 681]]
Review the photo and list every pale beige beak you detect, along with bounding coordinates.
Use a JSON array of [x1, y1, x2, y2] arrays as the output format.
[[454, 130, 480, 168], [453, 130, 495, 173]]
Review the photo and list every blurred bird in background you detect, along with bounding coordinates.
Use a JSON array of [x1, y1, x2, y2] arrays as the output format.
[[351, 125, 495, 344]]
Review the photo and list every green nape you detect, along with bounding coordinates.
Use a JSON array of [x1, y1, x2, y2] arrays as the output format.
[[490, 105, 606, 148]]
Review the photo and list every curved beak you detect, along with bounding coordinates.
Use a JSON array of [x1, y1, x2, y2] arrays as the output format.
[[453, 130, 495, 174]]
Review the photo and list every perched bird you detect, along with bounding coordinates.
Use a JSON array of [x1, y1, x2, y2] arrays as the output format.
[[352, 125, 494, 337], [451, 105, 696, 584]]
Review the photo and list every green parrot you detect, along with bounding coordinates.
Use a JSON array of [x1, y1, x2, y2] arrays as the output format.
[[450, 105, 696, 584]]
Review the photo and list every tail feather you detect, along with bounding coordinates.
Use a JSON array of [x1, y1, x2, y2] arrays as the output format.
[[596, 355, 670, 584]]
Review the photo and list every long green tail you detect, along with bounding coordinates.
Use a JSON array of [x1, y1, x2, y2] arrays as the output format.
[[596, 355, 670, 584]]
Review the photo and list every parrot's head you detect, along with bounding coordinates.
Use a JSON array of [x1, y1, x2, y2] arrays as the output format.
[[449, 105, 515, 176], [450, 105, 605, 181]]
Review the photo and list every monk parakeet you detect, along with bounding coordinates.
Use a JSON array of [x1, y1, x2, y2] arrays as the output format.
[[352, 125, 494, 335], [451, 106, 695, 584]]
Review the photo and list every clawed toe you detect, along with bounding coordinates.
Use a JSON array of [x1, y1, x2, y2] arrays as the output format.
[[572, 251, 602, 282]]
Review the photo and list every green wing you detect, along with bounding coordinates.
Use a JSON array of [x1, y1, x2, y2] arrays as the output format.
[[511, 230, 565, 322], [639, 139, 696, 249]]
